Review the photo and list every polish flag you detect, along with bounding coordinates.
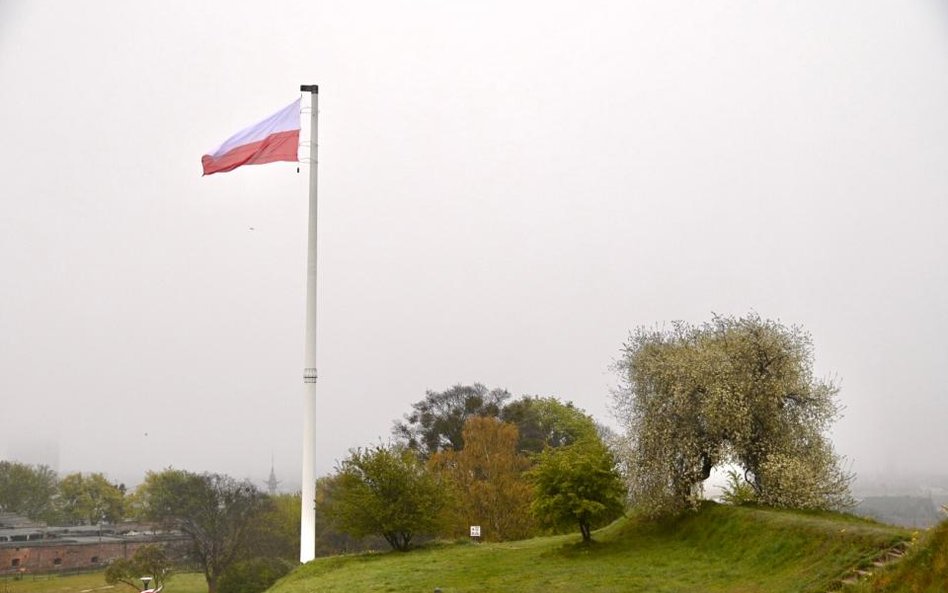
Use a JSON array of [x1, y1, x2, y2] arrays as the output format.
[[201, 98, 301, 175]]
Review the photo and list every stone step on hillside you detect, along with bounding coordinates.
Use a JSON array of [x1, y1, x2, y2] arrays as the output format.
[[829, 541, 913, 592]]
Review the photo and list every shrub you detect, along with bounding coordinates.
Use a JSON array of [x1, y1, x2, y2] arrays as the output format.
[[218, 557, 293, 593], [719, 469, 756, 506]]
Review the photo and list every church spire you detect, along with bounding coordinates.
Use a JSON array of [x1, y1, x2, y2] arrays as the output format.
[[266, 455, 280, 495]]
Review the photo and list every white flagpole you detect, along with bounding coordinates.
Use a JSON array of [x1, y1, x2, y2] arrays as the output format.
[[299, 84, 318, 563]]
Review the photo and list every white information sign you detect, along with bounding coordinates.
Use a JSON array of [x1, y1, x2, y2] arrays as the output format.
[[470, 525, 481, 537]]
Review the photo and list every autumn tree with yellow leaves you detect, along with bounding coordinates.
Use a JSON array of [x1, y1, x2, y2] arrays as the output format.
[[429, 416, 535, 541]]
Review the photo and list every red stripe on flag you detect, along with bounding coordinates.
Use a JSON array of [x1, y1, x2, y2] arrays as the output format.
[[202, 129, 299, 176]]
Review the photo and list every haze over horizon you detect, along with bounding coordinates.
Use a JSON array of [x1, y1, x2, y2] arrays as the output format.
[[2, 1, 947, 493]]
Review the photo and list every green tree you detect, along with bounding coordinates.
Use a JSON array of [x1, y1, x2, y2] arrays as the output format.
[[429, 417, 535, 541], [613, 313, 853, 515], [322, 444, 446, 551], [212, 492, 298, 591], [314, 476, 387, 555], [105, 544, 173, 591], [136, 469, 266, 593], [500, 396, 600, 455], [57, 472, 125, 525], [0, 461, 58, 521], [393, 383, 510, 457], [529, 438, 626, 542], [246, 492, 300, 561]]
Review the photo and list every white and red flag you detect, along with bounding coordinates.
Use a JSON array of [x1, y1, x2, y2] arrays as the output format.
[[201, 98, 301, 175]]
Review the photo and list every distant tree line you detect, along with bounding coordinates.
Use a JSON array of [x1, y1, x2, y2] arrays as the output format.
[[0, 461, 298, 593], [0, 462, 125, 525]]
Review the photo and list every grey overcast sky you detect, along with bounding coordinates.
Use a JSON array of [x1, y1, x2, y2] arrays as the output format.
[[1, 1, 947, 491]]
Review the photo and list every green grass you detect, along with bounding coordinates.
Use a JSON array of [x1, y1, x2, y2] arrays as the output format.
[[271, 502, 909, 593], [850, 517, 948, 593], [0, 572, 207, 593]]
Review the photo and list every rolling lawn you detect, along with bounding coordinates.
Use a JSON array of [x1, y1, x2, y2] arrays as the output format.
[[272, 502, 910, 593]]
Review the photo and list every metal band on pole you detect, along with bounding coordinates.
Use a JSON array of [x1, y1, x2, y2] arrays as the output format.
[[299, 84, 318, 563]]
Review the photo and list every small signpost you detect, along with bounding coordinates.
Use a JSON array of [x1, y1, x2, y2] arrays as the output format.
[[470, 525, 481, 543]]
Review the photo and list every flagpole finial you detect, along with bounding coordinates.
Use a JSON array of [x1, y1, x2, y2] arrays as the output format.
[[301, 84, 318, 94]]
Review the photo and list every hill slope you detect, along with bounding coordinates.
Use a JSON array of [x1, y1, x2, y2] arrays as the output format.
[[853, 516, 948, 593], [271, 503, 909, 593]]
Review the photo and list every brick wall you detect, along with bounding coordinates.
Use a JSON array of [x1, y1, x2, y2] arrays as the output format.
[[0, 538, 184, 575]]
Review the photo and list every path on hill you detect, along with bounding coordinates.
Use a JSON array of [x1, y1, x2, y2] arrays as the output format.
[[835, 540, 912, 589]]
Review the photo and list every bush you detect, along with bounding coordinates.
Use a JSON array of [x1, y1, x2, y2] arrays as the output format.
[[218, 557, 293, 593], [719, 469, 756, 506]]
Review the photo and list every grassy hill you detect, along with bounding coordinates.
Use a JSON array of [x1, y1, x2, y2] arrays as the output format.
[[851, 515, 948, 593], [271, 502, 909, 593]]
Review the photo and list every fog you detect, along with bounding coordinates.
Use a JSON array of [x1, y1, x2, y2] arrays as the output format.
[[1, 1, 946, 493]]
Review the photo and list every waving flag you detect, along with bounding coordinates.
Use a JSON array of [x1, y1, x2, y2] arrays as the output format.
[[201, 98, 301, 175]]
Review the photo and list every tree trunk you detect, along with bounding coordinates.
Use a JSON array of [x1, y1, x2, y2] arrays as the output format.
[[699, 453, 714, 481], [580, 520, 591, 542]]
